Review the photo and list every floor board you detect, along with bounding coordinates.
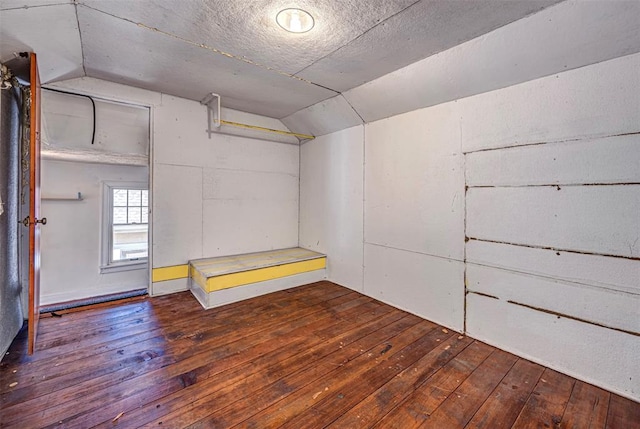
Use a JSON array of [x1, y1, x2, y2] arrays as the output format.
[[0, 281, 638, 429]]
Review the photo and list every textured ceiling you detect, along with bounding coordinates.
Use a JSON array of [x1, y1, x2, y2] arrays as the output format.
[[1, 0, 563, 118]]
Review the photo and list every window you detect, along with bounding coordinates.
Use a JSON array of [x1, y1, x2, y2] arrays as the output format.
[[101, 182, 148, 273]]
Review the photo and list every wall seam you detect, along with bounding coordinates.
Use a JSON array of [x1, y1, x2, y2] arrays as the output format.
[[297, 138, 301, 250], [366, 242, 461, 262], [467, 237, 640, 262], [147, 100, 155, 296], [361, 124, 366, 293], [201, 166, 204, 259], [74, 2, 87, 76], [462, 116, 468, 334], [463, 130, 640, 155], [364, 240, 638, 297]]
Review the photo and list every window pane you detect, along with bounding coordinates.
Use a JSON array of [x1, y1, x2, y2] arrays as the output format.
[[113, 207, 127, 224], [128, 207, 141, 224], [107, 185, 149, 265], [112, 224, 148, 261], [113, 189, 128, 206], [128, 190, 142, 206]]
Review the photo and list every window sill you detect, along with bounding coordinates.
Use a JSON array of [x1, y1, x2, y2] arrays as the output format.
[[100, 260, 148, 274]]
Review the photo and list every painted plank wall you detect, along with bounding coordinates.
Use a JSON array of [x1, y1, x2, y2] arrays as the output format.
[[299, 52, 640, 400], [461, 53, 640, 401], [467, 186, 639, 258]]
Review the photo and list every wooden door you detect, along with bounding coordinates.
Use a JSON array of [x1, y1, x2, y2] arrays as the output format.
[[27, 52, 42, 355]]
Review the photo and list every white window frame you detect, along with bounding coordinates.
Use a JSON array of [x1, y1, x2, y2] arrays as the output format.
[[100, 181, 149, 274]]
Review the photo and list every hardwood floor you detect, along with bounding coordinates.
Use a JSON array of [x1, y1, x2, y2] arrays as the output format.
[[1, 281, 638, 428]]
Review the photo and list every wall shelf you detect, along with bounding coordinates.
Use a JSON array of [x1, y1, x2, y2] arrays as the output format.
[[42, 192, 84, 201]]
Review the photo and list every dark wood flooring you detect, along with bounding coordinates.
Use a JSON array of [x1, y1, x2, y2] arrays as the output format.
[[1, 281, 638, 428]]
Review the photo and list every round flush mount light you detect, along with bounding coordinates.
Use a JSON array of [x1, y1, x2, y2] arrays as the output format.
[[276, 8, 314, 33]]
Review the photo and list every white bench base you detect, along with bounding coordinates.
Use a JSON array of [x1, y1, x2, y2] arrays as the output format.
[[188, 247, 327, 310], [190, 269, 326, 309]]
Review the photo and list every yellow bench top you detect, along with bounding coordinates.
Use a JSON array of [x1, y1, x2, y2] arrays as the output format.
[[190, 247, 326, 278]]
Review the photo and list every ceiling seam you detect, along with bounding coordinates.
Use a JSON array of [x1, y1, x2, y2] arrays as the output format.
[[77, 3, 340, 96], [340, 94, 365, 124], [278, 92, 340, 120], [74, 1, 87, 76], [0, 2, 70, 12], [291, 0, 424, 77]]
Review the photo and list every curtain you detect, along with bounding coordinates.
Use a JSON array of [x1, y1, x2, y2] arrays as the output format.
[[0, 79, 25, 359]]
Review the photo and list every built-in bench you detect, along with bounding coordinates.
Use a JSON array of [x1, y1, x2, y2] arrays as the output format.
[[189, 247, 327, 309]]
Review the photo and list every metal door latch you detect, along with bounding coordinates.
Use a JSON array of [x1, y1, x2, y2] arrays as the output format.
[[20, 216, 47, 227]]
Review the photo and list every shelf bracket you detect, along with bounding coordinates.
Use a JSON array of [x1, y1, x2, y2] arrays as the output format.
[[201, 93, 221, 139]]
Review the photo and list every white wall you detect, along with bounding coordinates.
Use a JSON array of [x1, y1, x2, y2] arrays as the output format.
[[40, 160, 148, 304], [299, 53, 640, 400], [46, 55, 639, 400], [45, 77, 300, 299], [39, 89, 150, 305], [299, 125, 364, 291], [152, 95, 300, 294], [364, 102, 465, 330], [461, 52, 640, 401], [42, 90, 149, 157], [300, 100, 466, 330]]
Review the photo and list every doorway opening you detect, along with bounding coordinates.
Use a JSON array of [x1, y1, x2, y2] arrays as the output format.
[[38, 87, 151, 310]]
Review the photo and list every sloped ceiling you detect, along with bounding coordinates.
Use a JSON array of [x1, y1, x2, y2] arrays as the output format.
[[0, 0, 563, 119]]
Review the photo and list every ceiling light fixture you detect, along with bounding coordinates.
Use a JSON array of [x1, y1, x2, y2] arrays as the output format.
[[276, 8, 314, 33]]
